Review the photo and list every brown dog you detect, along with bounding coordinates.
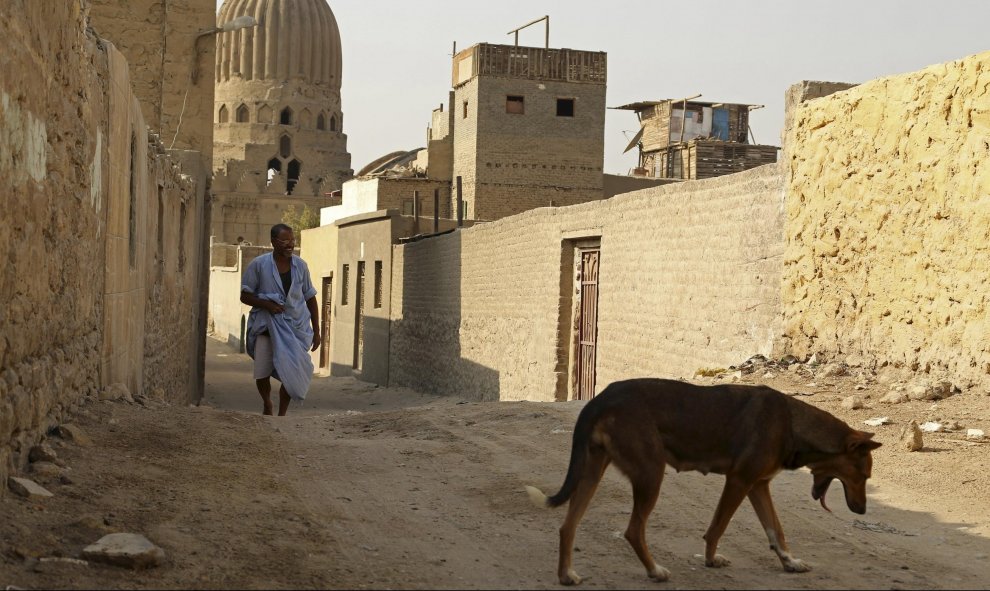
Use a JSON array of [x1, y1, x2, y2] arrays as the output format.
[[526, 378, 882, 585]]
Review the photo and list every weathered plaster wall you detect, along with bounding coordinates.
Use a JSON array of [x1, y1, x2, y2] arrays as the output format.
[[300, 224, 340, 373], [390, 165, 784, 401], [88, 0, 216, 165], [0, 0, 109, 485], [782, 52, 990, 389], [1, 0, 210, 488]]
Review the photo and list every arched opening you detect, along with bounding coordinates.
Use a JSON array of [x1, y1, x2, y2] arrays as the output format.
[[235, 104, 249, 123], [218, 104, 229, 123], [316, 113, 326, 130], [279, 134, 292, 158], [300, 108, 312, 128], [266, 158, 282, 186], [329, 114, 337, 131], [287, 159, 301, 195], [280, 107, 293, 125]]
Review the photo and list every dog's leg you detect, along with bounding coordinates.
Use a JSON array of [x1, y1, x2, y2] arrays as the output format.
[[557, 449, 608, 586], [624, 467, 670, 582], [702, 477, 751, 568], [747, 481, 811, 573]]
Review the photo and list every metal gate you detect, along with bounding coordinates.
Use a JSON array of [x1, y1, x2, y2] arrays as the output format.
[[577, 249, 600, 400], [353, 262, 365, 370], [320, 277, 332, 369]]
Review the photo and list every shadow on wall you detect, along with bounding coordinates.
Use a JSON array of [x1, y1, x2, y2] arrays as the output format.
[[387, 231, 501, 401]]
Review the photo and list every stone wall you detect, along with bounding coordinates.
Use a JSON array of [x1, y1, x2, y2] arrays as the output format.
[[781, 51, 990, 390], [1, 0, 210, 488], [88, 0, 216, 166], [1, 0, 109, 487], [389, 165, 784, 401]]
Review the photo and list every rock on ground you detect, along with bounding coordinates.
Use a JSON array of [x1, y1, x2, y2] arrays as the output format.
[[8, 477, 54, 499], [899, 420, 924, 452], [82, 533, 165, 569]]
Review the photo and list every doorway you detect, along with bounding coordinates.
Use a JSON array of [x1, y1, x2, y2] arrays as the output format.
[[353, 261, 365, 371]]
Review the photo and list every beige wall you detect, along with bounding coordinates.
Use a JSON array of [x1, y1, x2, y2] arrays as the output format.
[[453, 75, 607, 221], [207, 244, 271, 352], [390, 165, 784, 401], [300, 224, 340, 373], [1, 1, 210, 487], [88, 0, 216, 167], [781, 51, 990, 389]]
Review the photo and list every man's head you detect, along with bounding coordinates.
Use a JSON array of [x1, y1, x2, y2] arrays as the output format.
[[270, 223, 295, 258]]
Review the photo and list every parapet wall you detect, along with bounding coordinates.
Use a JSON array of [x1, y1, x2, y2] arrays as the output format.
[[390, 165, 784, 401], [782, 51, 990, 389]]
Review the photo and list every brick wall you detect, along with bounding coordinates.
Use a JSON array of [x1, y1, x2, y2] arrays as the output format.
[[390, 165, 784, 401], [782, 52, 990, 390], [453, 75, 606, 221], [1, 0, 209, 489]]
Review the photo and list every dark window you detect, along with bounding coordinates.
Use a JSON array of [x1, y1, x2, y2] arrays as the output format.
[[316, 113, 326, 130], [279, 135, 292, 158], [128, 132, 137, 268], [280, 107, 293, 125], [330, 115, 337, 131], [218, 105, 229, 123], [266, 158, 281, 187], [341, 264, 350, 305], [235, 104, 249, 122], [462, 101, 468, 119], [374, 261, 383, 309], [506, 95, 524, 114], [557, 98, 575, 117], [286, 159, 301, 195]]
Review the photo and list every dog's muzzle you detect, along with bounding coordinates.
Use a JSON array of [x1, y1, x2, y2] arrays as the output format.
[[811, 476, 834, 512]]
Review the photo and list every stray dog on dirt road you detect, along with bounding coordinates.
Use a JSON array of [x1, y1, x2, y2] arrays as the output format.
[[526, 378, 882, 585]]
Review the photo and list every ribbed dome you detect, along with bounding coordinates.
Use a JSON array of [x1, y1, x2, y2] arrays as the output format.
[[216, 0, 342, 88]]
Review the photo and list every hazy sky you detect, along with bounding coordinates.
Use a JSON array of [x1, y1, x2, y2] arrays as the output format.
[[215, 0, 990, 175]]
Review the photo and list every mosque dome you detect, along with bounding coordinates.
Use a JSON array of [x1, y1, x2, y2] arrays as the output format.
[[215, 0, 342, 89]]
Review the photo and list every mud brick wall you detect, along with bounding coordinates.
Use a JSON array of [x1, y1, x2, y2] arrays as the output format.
[[0, 1, 110, 486], [390, 165, 784, 401], [781, 51, 990, 390]]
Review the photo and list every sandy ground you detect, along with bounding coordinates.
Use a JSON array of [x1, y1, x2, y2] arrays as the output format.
[[3, 339, 990, 589]]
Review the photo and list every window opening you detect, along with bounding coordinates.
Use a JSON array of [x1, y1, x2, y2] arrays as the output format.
[[266, 158, 281, 186], [374, 261, 383, 309], [280, 107, 293, 125], [128, 132, 137, 268], [316, 113, 326, 130], [462, 101, 468, 119], [287, 159, 301, 195], [557, 98, 575, 117], [279, 135, 292, 158], [330, 115, 337, 131], [218, 105, 229, 123], [341, 264, 350, 305], [235, 104, 249, 122], [506, 95, 525, 114]]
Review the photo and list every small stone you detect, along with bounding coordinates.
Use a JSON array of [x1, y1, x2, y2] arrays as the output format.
[[8, 477, 54, 499], [820, 363, 848, 378], [864, 417, 891, 427], [920, 421, 943, 433], [82, 534, 165, 569], [100, 383, 134, 403], [57, 424, 93, 447], [967, 429, 985, 440], [899, 421, 924, 452], [29, 462, 65, 478], [881, 391, 910, 404], [28, 443, 60, 465], [807, 353, 821, 365], [854, 384, 867, 391], [841, 396, 864, 410]]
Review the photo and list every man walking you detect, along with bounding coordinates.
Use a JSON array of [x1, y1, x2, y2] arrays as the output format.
[[240, 224, 321, 415]]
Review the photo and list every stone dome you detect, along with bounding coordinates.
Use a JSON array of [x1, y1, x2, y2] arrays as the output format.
[[215, 0, 342, 89]]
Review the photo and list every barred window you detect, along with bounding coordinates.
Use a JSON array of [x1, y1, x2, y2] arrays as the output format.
[[341, 264, 350, 305], [374, 261, 383, 309]]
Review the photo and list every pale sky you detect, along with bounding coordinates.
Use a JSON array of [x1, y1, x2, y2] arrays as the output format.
[[215, 0, 990, 175]]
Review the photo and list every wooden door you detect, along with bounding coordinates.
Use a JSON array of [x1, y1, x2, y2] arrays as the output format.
[[576, 249, 600, 400], [320, 277, 332, 368]]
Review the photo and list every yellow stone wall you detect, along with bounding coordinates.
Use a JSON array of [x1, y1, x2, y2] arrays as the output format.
[[782, 51, 990, 388]]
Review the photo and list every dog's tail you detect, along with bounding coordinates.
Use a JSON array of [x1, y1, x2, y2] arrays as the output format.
[[526, 401, 601, 509]]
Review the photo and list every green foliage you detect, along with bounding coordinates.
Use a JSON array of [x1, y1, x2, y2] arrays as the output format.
[[281, 205, 320, 245]]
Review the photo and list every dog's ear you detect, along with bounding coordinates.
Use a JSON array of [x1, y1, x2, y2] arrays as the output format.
[[847, 431, 883, 453]]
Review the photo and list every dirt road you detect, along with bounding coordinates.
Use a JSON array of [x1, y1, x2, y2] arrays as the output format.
[[2, 339, 990, 589]]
